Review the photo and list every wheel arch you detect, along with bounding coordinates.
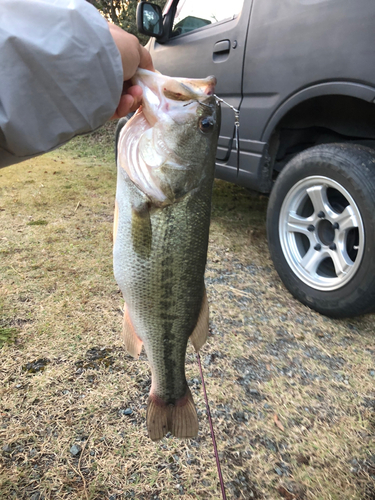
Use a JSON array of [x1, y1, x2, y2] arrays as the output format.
[[262, 81, 375, 145], [261, 82, 375, 183]]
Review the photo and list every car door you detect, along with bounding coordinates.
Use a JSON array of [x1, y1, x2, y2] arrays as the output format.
[[146, 0, 252, 162]]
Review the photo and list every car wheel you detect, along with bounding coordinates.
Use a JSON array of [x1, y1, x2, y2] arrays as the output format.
[[267, 143, 375, 317]]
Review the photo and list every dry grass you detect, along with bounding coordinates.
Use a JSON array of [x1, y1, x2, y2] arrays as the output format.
[[0, 125, 374, 499]]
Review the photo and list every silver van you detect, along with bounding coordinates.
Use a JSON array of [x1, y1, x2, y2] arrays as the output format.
[[132, 0, 375, 318]]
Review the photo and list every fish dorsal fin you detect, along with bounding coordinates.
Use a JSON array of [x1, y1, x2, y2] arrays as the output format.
[[190, 286, 209, 352], [121, 305, 143, 358]]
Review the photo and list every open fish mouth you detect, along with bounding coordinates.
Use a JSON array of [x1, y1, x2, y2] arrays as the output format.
[[132, 69, 217, 128], [117, 69, 219, 205]]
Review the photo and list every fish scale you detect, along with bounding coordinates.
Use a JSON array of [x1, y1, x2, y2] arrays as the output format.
[[115, 177, 210, 400]]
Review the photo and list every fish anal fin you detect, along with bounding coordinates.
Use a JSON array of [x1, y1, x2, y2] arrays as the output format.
[[169, 387, 198, 439], [121, 305, 143, 358], [190, 286, 209, 352], [131, 203, 152, 259], [146, 388, 198, 441]]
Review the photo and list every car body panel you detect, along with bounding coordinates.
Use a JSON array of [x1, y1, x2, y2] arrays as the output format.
[[144, 0, 375, 192]]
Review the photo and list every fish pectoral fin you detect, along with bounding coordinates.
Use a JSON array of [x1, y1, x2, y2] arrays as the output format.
[[131, 203, 152, 259], [190, 286, 209, 352], [147, 388, 198, 441], [121, 305, 143, 358]]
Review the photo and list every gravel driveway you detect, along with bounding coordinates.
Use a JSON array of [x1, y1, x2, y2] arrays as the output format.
[[0, 143, 374, 500]]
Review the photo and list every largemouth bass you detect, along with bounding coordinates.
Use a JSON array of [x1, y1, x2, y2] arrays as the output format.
[[113, 69, 220, 441]]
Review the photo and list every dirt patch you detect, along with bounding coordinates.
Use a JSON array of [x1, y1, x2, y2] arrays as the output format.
[[0, 134, 374, 499]]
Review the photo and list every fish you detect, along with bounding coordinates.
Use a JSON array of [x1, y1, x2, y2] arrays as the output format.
[[113, 69, 220, 441]]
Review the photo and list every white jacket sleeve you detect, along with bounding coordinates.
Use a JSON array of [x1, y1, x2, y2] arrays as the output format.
[[0, 0, 123, 168]]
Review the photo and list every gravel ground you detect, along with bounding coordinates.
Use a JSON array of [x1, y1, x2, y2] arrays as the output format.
[[0, 136, 374, 499]]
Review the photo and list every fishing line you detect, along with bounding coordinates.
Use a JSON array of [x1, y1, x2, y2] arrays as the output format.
[[196, 352, 227, 500], [214, 95, 240, 177]]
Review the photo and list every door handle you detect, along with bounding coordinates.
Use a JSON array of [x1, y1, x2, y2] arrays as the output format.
[[213, 40, 230, 62], [213, 40, 230, 53]]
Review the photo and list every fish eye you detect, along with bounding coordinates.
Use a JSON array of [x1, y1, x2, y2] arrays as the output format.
[[199, 116, 214, 133]]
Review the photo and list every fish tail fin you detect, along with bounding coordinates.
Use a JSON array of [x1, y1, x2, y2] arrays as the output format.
[[147, 395, 169, 441], [121, 304, 143, 358], [190, 286, 209, 352], [169, 386, 198, 439], [147, 387, 198, 441]]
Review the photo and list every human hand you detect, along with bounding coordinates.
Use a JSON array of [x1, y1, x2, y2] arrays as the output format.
[[108, 23, 154, 119]]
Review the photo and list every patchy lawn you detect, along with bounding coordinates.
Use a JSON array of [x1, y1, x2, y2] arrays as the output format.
[[0, 124, 374, 500]]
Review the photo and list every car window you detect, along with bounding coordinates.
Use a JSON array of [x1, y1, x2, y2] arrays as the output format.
[[171, 0, 244, 38]]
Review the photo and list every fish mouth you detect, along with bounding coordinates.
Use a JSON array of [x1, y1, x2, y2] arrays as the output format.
[[132, 69, 217, 127], [118, 70, 218, 205]]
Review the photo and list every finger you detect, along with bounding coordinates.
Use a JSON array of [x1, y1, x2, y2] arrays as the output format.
[[125, 84, 143, 99], [138, 46, 154, 72], [111, 94, 135, 120], [128, 94, 142, 113], [111, 85, 143, 120], [123, 85, 143, 113]]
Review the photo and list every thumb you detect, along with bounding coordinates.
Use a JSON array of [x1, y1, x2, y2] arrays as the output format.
[[138, 45, 154, 72]]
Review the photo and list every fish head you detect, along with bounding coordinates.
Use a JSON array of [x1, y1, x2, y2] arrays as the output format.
[[118, 69, 220, 205]]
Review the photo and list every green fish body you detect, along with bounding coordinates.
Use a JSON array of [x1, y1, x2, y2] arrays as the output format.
[[113, 70, 220, 441]]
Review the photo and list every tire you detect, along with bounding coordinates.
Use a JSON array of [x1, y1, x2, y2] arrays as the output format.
[[266, 143, 375, 318]]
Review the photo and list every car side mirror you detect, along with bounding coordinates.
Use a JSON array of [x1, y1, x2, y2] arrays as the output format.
[[137, 2, 164, 39]]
